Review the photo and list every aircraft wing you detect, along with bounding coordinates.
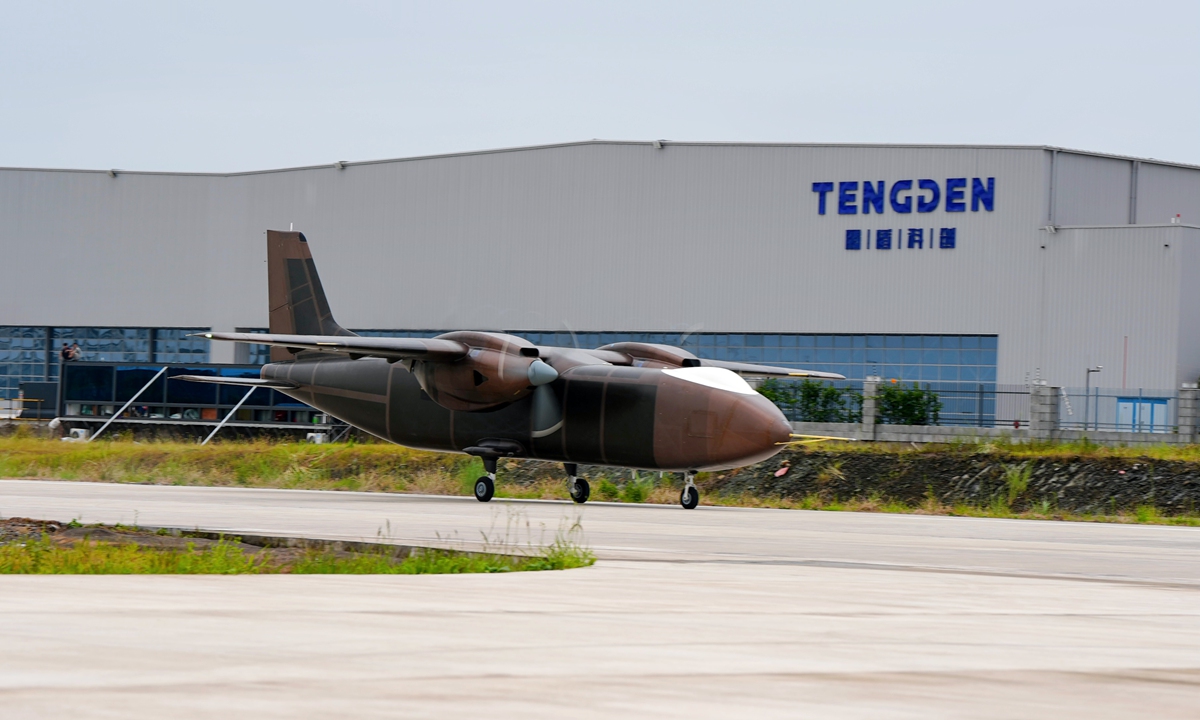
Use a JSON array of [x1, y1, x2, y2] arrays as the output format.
[[195, 332, 470, 362], [171, 376, 298, 388], [699, 359, 845, 380]]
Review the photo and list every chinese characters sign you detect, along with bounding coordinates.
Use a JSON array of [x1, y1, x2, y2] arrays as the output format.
[[845, 228, 957, 250]]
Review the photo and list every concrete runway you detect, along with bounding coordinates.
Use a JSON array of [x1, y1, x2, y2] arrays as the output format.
[[1, 479, 1199, 718]]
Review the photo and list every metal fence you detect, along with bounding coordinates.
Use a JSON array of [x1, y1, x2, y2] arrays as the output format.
[[1057, 386, 1178, 433], [768, 381, 1034, 428], [931, 383, 1031, 428]]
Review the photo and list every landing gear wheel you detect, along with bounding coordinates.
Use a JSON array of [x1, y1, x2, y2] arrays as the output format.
[[569, 478, 590, 504], [680, 485, 699, 510], [474, 476, 495, 502]]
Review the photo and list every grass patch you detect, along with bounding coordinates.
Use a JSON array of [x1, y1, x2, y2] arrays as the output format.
[[700, 491, 1200, 526], [0, 533, 594, 575]]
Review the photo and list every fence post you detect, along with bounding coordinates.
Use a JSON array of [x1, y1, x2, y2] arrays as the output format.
[[1029, 382, 1060, 439], [861, 376, 879, 441], [1178, 383, 1198, 443]]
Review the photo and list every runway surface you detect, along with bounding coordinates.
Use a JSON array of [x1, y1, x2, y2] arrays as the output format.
[[1, 479, 1199, 718]]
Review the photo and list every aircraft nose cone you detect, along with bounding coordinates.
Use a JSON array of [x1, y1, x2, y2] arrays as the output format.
[[711, 392, 792, 468]]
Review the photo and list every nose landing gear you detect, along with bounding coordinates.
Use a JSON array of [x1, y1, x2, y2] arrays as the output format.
[[680, 471, 699, 509], [475, 457, 497, 502], [565, 463, 590, 503]]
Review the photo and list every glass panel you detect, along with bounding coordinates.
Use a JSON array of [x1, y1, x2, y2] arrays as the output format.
[[63, 365, 114, 402], [115, 366, 166, 403], [166, 368, 217, 404]]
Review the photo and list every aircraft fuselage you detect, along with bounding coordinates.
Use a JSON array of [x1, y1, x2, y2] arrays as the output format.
[[262, 356, 792, 472]]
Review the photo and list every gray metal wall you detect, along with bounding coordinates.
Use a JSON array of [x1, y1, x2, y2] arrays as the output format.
[[1, 142, 1198, 388]]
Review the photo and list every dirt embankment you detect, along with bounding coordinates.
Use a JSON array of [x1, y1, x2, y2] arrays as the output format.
[[697, 449, 1200, 514]]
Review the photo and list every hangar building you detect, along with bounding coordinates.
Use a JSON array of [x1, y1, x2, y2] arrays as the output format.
[[2, 141, 1199, 426]]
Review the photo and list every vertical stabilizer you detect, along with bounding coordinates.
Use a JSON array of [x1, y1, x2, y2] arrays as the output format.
[[266, 230, 355, 361]]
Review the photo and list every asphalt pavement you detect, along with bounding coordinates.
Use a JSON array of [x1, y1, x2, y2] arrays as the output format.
[[1, 479, 1198, 718]]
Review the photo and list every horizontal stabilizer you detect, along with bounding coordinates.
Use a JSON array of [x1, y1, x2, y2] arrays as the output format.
[[171, 375, 297, 389], [699, 359, 845, 380], [195, 332, 470, 362]]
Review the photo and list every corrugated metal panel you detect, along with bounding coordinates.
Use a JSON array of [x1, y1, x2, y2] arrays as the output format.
[[1053, 152, 1131, 226], [1, 142, 1198, 390], [1137, 163, 1200, 225], [1039, 225, 1185, 389], [1175, 227, 1200, 384]]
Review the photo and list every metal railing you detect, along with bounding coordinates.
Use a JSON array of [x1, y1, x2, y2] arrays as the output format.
[[1057, 386, 1178, 433]]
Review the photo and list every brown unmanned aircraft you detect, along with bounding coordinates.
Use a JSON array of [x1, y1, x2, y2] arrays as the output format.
[[180, 231, 843, 508]]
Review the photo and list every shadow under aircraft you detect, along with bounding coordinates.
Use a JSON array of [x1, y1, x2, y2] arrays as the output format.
[[179, 231, 843, 509]]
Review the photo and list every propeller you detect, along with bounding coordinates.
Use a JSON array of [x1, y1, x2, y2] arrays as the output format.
[[527, 359, 563, 438]]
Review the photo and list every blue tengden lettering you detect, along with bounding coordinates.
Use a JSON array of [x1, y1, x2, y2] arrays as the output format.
[[917, 179, 940, 213], [812, 182, 834, 215], [972, 177, 995, 211], [907, 228, 923, 248], [876, 229, 892, 249], [838, 182, 859, 215], [845, 229, 862, 250], [939, 227, 956, 248], [889, 180, 913, 214], [945, 178, 966, 212], [862, 181, 885, 214]]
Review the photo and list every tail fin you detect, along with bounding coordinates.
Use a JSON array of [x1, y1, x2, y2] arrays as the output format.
[[266, 230, 355, 361]]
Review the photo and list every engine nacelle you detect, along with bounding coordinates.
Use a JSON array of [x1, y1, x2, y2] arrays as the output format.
[[596, 341, 700, 369], [410, 331, 556, 412]]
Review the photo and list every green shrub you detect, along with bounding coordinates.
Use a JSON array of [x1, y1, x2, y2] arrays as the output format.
[[876, 382, 941, 425], [758, 379, 862, 423]]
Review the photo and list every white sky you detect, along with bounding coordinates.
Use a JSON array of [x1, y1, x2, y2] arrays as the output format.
[[2, 0, 1197, 172]]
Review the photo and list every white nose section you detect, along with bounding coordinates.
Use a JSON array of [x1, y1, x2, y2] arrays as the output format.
[[662, 367, 757, 395], [527, 359, 559, 386]]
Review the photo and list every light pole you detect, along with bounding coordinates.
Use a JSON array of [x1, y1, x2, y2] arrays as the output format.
[[1084, 366, 1103, 431]]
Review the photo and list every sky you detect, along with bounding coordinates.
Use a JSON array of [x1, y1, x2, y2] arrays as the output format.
[[1, 0, 1197, 172]]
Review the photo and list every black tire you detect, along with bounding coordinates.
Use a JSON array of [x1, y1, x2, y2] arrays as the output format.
[[474, 476, 495, 502], [570, 478, 590, 504], [680, 486, 699, 510]]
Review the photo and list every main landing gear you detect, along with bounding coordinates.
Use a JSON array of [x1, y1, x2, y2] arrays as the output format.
[[474, 456, 496, 502], [680, 471, 699, 510], [565, 463, 590, 504]]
